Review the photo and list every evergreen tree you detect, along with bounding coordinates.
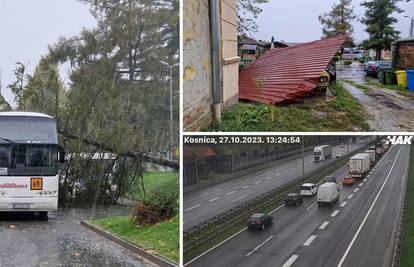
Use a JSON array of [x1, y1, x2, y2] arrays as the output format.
[[319, 0, 356, 47], [360, 0, 402, 60]]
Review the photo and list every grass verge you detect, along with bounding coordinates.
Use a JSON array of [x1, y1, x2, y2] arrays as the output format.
[[400, 144, 414, 266], [125, 171, 179, 200], [91, 215, 179, 263], [207, 81, 369, 131]]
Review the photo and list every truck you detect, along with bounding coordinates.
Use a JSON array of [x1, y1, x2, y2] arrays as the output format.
[[317, 182, 340, 206], [381, 139, 390, 152], [348, 153, 371, 178], [364, 149, 376, 166], [313, 145, 332, 162], [374, 144, 383, 158]]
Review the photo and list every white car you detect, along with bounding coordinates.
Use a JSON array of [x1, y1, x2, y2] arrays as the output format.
[[300, 183, 318, 196]]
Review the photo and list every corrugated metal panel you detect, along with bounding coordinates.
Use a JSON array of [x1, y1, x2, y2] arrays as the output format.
[[239, 36, 346, 105]]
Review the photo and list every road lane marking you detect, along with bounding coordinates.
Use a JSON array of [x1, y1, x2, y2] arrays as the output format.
[[185, 204, 201, 211], [307, 201, 317, 210], [265, 177, 272, 180], [337, 147, 401, 267], [354, 188, 359, 192], [183, 227, 248, 266], [269, 204, 285, 214], [226, 191, 236, 195], [283, 170, 289, 173], [282, 255, 299, 267], [241, 185, 250, 190], [319, 221, 330, 230], [359, 183, 364, 187], [303, 235, 317, 246], [363, 178, 367, 182], [347, 194, 354, 200], [331, 210, 340, 217], [231, 194, 249, 203], [255, 181, 262, 185], [246, 235, 274, 257], [209, 197, 220, 202], [275, 173, 281, 176], [340, 201, 348, 207]]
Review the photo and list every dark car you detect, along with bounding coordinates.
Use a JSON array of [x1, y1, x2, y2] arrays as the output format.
[[247, 213, 273, 230], [363, 60, 391, 77], [284, 193, 303, 206]]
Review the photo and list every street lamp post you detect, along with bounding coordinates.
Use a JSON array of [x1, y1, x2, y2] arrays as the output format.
[[160, 61, 179, 160], [404, 16, 414, 37]]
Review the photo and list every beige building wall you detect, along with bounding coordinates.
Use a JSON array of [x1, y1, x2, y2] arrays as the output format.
[[183, 0, 239, 131]]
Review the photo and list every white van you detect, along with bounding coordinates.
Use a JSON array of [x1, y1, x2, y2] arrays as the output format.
[[300, 183, 318, 196], [317, 182, 340, 206]]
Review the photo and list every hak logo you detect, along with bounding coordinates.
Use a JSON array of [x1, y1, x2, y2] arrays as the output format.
[[386, 136, 413, 145]]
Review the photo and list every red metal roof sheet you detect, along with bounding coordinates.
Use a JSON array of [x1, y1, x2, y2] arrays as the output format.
[[239, 36, 346, 105]]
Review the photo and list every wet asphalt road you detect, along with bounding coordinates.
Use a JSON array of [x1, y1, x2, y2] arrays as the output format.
[[0, 206, 152, 267]]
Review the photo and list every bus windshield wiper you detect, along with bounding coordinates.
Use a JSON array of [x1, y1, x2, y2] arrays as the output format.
[[0, 137, 17, 143]]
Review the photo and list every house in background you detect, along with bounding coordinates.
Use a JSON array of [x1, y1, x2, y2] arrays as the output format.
[[183, 0, 239, 131], [392, 37, 414, 69]]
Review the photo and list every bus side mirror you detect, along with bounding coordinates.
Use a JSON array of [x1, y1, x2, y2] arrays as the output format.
[[58, 145, 65, 164]]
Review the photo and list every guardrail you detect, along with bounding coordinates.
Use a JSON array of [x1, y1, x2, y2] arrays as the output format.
[[183, 141, 376, 259]]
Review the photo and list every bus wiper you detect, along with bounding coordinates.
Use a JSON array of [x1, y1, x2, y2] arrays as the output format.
[[0, 137, 17, 143]]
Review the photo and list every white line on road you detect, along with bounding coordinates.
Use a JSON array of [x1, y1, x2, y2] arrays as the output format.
[[359, 183, 364, 187], [307, 201, 317, 210], [331, 210, 340, 217], [255, 181, 262, 185], [337, 147, 401, 267], [209, 197, 220, 202], [303, 235, 317, 246], [185, 204, 201, 211], [269, 204, 285, 214], [241, 185, 250, 190], [246, 235, 274, 257], [363, 178, 367, 182], [354, 188, 359, 192], [283, 170, 289, 173], [319, 221, 330, 230], [282, 255, 299, 267], [347, 194, 354, 199], [265, 177, 272, 180], [231, 194, 249, 203], [226, 191, 236, 195], [340, 201, 348, 207]]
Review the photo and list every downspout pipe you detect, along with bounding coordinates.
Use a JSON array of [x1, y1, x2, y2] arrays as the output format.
[[210, 0, 222, 122]]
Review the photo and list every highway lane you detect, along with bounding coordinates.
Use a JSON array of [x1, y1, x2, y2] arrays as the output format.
[[184, 141, 367, 229], [292, 144, 409, 267], [185, 144, 406, 267]]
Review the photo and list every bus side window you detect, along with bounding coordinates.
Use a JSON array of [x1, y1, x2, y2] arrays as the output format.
[[0, 149, 8, 167]]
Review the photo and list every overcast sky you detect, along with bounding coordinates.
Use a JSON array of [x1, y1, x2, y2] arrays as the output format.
[[0, 0, 96, 105], [253, 0, 413, 43]]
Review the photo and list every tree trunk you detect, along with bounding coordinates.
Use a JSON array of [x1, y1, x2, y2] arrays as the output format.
[[376, 49, 382, 61]]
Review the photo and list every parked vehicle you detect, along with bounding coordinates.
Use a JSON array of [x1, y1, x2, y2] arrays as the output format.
[[363, 60, 391, 77], [336, 154, 343, 158], [317, 182, 340, 206], [343, 177, 355, 186], [381, 139, 390, 151], [349, 153, 371, 178], [313, 145, 332, 162], [300, 183, 318, 196], [285, 193, 304, 206], [375, 144, 383, 158], [364, 149, 376, 166], [247, 213, 273, 230]]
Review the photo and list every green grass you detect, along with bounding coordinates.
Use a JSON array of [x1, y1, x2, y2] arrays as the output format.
[[126, 171, 179, 200], [343, 80, 371, 93], [207, 81, 369, 132], [400, 145, 414, 266], [91, 215, 179, 263]]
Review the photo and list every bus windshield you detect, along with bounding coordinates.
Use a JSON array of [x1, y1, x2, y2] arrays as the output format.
[[0, 116, 57, 144], [0, 144, 58, 176]]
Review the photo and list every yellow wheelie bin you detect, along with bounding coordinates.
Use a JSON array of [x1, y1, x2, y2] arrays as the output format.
[[395, 70, 407, 88]]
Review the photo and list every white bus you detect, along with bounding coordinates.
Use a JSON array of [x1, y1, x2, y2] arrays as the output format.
[[0, 112, 63, 219]]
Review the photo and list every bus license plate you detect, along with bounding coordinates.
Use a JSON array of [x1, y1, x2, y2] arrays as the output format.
[[12, 203, 30, 209]]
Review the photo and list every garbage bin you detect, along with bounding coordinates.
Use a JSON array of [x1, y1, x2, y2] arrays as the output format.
[[384, 69, 396, 85], [407, 70, 414, 91], [378, 70, 386, 84], [395, 70, 407, 88]]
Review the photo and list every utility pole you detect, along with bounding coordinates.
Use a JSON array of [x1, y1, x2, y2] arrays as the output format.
[[405, 16, 414, 37], [160, 61, 179, 160]]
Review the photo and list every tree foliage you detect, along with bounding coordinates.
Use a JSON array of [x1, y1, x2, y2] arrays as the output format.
[[319, 0, 356, 47], [360, 0, 402, 60], [237, 0, 268, 34]]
